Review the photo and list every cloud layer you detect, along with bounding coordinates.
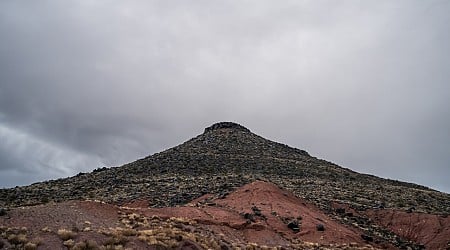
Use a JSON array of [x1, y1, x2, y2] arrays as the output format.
[[1, 1, 449, 192]]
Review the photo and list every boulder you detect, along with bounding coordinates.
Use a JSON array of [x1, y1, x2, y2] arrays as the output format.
[[287, 220, 300, 232], [361, 234, 373, 242], [0, 208, 6, 216]]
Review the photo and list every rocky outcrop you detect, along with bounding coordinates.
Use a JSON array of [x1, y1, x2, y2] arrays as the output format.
[[204, 121, 250, 133]]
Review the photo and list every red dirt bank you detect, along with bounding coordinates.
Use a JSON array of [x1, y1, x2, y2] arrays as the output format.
[[363, 208, 450, 249], [131, 181, 372, 247]]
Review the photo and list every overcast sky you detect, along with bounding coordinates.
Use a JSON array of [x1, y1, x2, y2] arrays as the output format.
[[0, 1, 449, 193]]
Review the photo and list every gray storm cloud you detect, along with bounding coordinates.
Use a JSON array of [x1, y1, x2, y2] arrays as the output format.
[[0, 1, 449, 192]]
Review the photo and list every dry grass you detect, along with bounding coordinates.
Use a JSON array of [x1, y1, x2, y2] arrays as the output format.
[[101, 245, 125, 250], [57, 228, 77, 241], [137, 226, 220, 249], [1, 227, 40, 249], [94, 227, 132, 249], [63, 239, 75, 248], [118, 228, 137, 236], [104, 235, 128, 246], [24, 242, 37, 250], [117, 213, 224, 249], [168, 216, 196, 225], [72, 239, 99, 250], [7, 233, 28, 245]]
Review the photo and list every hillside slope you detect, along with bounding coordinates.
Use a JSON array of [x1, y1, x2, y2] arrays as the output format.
[[2, 122, 448, 213]]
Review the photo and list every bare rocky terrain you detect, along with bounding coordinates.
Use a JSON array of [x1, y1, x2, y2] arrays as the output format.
[[1, 122, 450, 249]]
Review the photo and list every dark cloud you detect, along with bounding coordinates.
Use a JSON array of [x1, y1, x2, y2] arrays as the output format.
[[0, 1, 449, 193]]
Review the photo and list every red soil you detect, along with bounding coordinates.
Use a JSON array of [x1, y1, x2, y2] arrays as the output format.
[[0, 200, 122, 232], [127, 181, 374, 247], [213, 181, 367, 245], [364, 209, 450, 249]]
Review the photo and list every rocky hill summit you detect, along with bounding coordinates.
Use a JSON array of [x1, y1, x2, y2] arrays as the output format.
[[1, 122, 450, 248], [204, 121, 251, 133]]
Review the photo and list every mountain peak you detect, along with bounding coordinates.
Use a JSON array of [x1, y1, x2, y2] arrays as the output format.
[[204, 122, 250, 133]]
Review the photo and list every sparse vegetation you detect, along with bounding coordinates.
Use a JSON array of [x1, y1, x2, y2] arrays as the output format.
[[72, 239, 98, 250], [57, 228, 77, 241], [7, 233, 28, 245], [104, 235, 128, 247], [24, 242, 37, 250], [118, 228, 137, 236], [63, 239, 75, 248]]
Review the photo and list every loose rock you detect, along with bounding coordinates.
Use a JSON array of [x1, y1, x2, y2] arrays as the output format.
[[336, 208, 345, 214], [0, 208, 6, 216], [252, 206, 262, 216], [287, 220, 300, 232], [316, 223, 325, 231], [243, 213, 255, 222], [361, 234, 373, 242]]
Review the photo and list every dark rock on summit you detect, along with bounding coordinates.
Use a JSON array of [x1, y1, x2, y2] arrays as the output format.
[[204, 122, 250, 133]]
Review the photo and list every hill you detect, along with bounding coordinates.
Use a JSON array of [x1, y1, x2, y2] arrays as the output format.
[[1, 122, 449, 248]]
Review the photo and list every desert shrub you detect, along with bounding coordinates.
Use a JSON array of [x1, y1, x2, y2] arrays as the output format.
[[57, 228, 77, 240], [119, 228, 137, 236], [63, 239, 75, 248], [245, 243, 259, 250], [19, 227, 28, 234], [104, 235, 128, 246], [73, 240, 99, 250], [7, 233, 27, 245], [24, 242, 38, 250], [101, 244, 125, 250]]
